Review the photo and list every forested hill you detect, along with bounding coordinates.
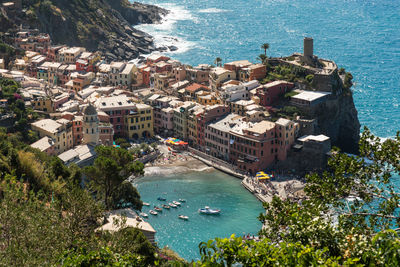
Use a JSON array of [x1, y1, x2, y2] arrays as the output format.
[[0, 0, 168, 60]]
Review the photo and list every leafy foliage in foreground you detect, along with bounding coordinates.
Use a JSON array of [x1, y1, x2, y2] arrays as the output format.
[[0, 130, 159, 266], [198, 128, 400, 266]]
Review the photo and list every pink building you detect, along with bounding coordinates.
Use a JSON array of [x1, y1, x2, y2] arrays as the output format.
[[257, 81, 294, 107], [95, 95, 137, 137], [52, 93, 69, 111], [229, 120, 277, 174], [146, 55, 170, 65], [197, 105, 230, 151]]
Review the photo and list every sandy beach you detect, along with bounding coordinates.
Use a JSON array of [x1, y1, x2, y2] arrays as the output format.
[[144, 145, 213, 176], [143, 144, 306, 204]]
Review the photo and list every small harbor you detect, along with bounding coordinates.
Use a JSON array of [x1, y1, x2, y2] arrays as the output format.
[[134, 170, 264, 261]]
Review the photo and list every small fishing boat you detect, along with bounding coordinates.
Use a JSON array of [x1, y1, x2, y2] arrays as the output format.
[[157, 197, 167, 201], [169, 203, 177, 208], [172, 201, 181, 206], [179, 199, 186, 202], [198, 206, 221, 215], [154, 206, 163, 212], [162, 204, 170, 209], [149, 210, 158, 215], [178, 215, 189, 220], [143, 202, 150, 206], [140, 212, 148, 218]]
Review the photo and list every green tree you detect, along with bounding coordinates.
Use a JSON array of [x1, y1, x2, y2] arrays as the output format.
[[305, 74, 314, 84], [59, 247, 145, 266], [344, 72, 354, 90], [84, 146, 144, 210], [111, 181, 142, 210], [214, 57, 222, 67], [256, 54, 267, 64], [198, 128, 400, 265], [261, 43, 270, 57]]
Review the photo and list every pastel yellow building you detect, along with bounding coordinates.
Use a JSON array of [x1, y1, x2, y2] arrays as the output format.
[[209, 67, 236, 90], [31, 97, 54, 113], [124, 104, 154, 139], [31, 118, 73, 154], [187, 106, 204, 147], [197, 93, 220, 106]]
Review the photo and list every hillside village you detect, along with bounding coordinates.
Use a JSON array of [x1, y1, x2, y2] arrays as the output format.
[[0, 26, 358, 175]]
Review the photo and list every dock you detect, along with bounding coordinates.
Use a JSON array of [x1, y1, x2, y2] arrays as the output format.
[[241, 178, 273, 203], [188, 148, 246, 179]]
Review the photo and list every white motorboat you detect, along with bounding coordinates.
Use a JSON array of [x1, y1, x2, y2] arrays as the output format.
[[198, 206, 221, 215], [140, 212, 148, 218], [143, 202, 150, 206], [178, 215, 189, 220], [149, 210, 158, 215], [169, 203, 177, 208], [172, 201, 181, 206], [179, 199, 186, 202]]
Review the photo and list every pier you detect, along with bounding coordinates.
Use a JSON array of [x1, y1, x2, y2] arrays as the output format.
[[241, 177, 273, 203], [188, 148, 246, 179]]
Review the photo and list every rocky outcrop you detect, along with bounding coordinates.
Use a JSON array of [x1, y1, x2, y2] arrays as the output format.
[[312, 72, 360, 154], [315, 92, 360, 154], [1, 0, 168, 61]]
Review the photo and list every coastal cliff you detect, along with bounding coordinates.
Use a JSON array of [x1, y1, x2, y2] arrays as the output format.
[[317, 91, 360, 154], [0, 0, 168, 60]]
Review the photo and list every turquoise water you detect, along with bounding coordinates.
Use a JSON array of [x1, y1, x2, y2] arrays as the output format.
[[135, 0, 400, 138], [131, 0, 400, 261], [134, 170, 264, 261]]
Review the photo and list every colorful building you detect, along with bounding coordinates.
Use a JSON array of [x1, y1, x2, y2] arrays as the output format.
[[209, 67, 236, 90], [239, 64, 267, 82], [257, 81, 294, 107], [125, 104, 154, 139], [229, 120, 277, 174]]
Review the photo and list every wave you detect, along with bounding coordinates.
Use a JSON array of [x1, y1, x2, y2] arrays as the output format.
[[198, 8, 231, 13], [133, 3, 197, 56]]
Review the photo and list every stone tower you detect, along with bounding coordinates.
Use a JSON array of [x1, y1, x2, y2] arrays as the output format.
[[303, 37, 314, 58], [82, 104, 99, 146]]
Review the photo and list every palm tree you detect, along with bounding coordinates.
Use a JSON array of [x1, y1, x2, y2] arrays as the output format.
[[257, 54, 267, 64], [214, 57, 222, 67], [261, 43, 270, 57]]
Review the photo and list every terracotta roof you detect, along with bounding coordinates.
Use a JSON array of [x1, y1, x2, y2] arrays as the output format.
[[185, 83, 209, 93]]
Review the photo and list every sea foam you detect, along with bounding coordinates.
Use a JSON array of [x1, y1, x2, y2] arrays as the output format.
[[134, 3, 197, 56]]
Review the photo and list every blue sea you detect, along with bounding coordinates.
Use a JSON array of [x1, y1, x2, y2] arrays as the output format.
[[131, 0, 400, 261], [134, 0, 400, 138], [134, 171, 264, 261]]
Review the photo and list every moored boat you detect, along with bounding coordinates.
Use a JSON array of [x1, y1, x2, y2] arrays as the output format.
[[140, 212, 148, 218], [162, 204, 170, 209], [172, 201, 181, 206], [179, 199, 186, 202], [157, 197, 166, 201], [154, 206, 163, 212], [198, 206, 221, 215], [149, 210, 158, 215], [143, 202, 150, 206], [169, 203, 177, 208], [178, 215, 189, 220]]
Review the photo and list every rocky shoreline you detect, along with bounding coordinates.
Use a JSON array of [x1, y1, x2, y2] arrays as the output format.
[[0, 0, 170, 61]]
